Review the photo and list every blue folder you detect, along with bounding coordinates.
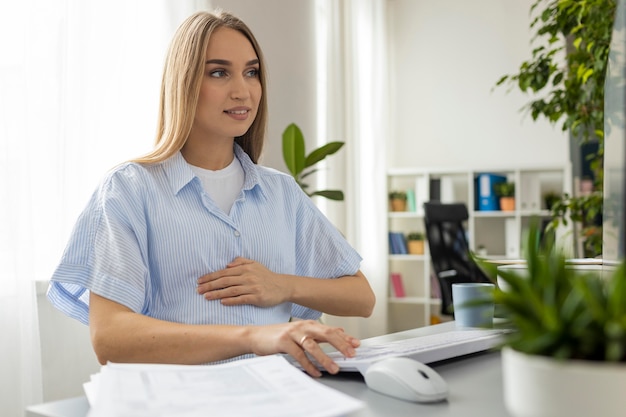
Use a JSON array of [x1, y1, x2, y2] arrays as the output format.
[[475, 173, 506, 211]]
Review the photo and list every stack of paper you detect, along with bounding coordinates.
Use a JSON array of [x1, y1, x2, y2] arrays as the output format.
[[84, 355, 363, 417]]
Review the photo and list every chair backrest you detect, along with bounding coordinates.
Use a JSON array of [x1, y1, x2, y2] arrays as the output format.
[[423, 202, 491, 316]]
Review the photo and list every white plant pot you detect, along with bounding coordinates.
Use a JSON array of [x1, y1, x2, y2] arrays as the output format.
[[502, 346, 626, 417]]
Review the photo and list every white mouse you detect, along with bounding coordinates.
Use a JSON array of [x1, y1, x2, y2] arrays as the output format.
[[363, 357, 449, 403]]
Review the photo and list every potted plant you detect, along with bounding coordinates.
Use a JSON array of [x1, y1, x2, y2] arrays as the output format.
[[479, 222, 626, 417], [282, 123, 345, 200], [406, 232, 425, 255], [495, 0, 617, 257], [388, 191, 407, 212], [493, 182, 515, 211], [542, 190, 561, 211]]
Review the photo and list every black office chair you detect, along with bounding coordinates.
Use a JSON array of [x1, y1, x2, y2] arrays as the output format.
[[423, 202, 491, 316]]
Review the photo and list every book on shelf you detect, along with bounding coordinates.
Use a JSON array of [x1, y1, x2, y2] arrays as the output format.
[[429, 178, 441, 201], [388, 232, 408, 254], [406, 188, 416, 212], [430, 272, 441, 299], [429, 177, 455, 203], [390, 272, 405, 297], [388, 232, 397, 254], [519, 173, 540, 211]]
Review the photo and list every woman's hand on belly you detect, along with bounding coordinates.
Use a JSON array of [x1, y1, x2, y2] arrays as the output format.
[[197, 257, 292, 307]]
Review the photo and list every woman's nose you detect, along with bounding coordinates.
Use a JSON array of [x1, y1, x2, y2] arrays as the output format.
[[230, 75, 250, 100]]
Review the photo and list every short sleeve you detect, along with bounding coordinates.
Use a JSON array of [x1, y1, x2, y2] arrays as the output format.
[[47, 165, 150, 325], [290, 190, 363, 320]]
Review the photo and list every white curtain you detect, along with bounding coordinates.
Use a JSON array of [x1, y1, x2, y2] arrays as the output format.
[[316, 0, 389, 338], [0, 1, 206, 414]]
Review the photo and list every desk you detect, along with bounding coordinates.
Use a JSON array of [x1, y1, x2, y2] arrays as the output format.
[[26, 323, 510, 417]]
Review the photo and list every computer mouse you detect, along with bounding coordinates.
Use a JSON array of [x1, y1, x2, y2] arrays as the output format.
[[363, 357, 449, 403]]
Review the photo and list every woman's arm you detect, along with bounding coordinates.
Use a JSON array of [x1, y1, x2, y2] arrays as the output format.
[[89, 292, 360, 376], [196, 258, 376, 317]]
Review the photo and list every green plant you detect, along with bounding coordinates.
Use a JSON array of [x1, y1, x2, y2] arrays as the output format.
[[406, 232, 424, 241], [282, 123, 345, 200], [494, 182, 515, 198], [543, 191, 561, 210], [480, 221, 626, 362], [547, 191, 603, 257], [495, 0, 617, 257], [388, 191, 407, 201]]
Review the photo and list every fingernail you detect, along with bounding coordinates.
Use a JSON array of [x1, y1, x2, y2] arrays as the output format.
[[329, 363, 339, 374]]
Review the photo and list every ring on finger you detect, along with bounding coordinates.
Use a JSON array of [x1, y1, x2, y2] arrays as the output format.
[[299, 335, 309, 347]]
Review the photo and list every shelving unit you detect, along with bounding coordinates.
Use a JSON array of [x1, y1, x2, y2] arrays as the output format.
[[386, 164, 572, 332]]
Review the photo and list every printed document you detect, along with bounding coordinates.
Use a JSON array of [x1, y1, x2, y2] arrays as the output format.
[[84, 355, 363, 417]]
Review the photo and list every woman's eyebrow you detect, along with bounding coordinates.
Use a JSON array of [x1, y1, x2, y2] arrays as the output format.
[[205, 58, 260, 66]]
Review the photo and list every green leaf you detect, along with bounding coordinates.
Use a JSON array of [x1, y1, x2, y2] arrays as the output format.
[[311, 190, 344, 200], [281, 123, 346, 202], [282, 123, 305, 177], [305, 142, 344, 168]]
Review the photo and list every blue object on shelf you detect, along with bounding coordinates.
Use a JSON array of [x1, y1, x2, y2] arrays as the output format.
[[475, 173, 506, 211]]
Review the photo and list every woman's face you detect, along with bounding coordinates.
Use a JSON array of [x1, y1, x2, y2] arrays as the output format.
[[190, 27, 262, 144]]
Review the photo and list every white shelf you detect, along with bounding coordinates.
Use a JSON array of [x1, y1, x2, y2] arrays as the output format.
[[388, 254, 428, 261], [386, 164, 572, 332], [388, 212, 423, 219]]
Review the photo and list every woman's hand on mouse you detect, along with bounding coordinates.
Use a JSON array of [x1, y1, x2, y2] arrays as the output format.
[[246, 320, 360, 377], [197, 257, 291, 307]]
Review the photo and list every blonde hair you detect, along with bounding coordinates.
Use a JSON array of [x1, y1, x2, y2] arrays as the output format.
[[132, 10, 268, 164]]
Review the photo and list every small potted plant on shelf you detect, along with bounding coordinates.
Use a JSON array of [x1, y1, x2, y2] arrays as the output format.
[[406, 232, 425, 255], [388, 190, 407, 212], [543, 190, 561, 211], [478, 221, 626, 417], [493, 181, 515, 211]]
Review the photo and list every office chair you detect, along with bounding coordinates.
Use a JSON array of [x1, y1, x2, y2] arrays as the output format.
[[423, 202, 491, 316]]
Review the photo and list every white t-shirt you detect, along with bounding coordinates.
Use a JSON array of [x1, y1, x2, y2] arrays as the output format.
[[189, 157, 245, 214]]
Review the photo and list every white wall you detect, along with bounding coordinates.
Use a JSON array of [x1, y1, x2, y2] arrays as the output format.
[[210, 0, 319, 172], [36, 283, 100, 402], [387, 0, 569, 170]]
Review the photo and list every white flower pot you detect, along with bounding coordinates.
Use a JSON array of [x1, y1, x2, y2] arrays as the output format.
[[502, 346, 626, 417]]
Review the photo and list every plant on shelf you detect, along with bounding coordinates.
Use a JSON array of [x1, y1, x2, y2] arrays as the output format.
[[406, 232, 425, 255], [494, 0, 616, 257], [542, 190, 561, 211], [282, 123, 345, 201], [478, 220, 626, 417], [494, 182, 515, 211], [493, 182, 515, 197], [388, 190, 407, 212]]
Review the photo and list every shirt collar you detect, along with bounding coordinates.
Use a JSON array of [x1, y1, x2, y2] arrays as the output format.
[[161, 144, 267, 200]]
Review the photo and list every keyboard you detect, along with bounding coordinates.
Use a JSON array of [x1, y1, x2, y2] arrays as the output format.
[[325, 328, 508, 372]]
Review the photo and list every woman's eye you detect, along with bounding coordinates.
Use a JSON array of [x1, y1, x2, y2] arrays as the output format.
[[209, 70, 227, 78], [246, 68, 259, 78]]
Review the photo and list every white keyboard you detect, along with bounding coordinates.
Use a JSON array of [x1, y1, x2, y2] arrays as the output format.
[[327, 328, 507, 372]]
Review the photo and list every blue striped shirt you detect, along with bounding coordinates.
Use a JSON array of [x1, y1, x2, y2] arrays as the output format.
[[48, 144, 362, 330]]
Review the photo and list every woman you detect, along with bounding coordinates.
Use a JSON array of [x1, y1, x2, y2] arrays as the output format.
[[48, 10, 375, 377]]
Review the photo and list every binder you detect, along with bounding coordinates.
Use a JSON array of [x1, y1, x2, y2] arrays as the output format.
[[406, 188, 416, 212], [390, 273, 406, 297], [388, 232, 408, 254], [475, 173, 506, 211]]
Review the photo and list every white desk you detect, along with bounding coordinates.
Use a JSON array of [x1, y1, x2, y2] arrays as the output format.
[[26, 323, 511, 417]]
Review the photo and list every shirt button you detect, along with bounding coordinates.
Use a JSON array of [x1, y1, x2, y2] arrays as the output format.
[[234, 231, 241, 237]]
